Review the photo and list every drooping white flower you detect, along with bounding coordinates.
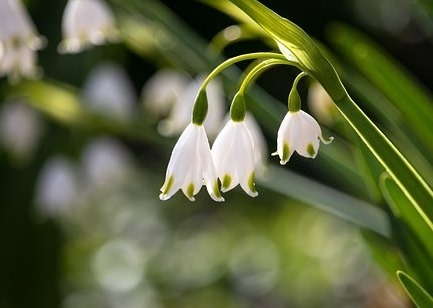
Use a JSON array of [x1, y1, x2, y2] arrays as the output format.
[[82, 62, 136, 120], [59, 0, 120, 54], [158, 76, 225, 139], [212, 120, 258, 197], [141, 68, 190, 117], [0, 0, 45, 81], [160, 123, 223, 202], [273, 110, 333, 165]]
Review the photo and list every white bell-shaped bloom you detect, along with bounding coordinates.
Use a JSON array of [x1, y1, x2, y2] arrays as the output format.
[[0, 0, 45, 81], [59, 0, 120, 54], [273, 110, 332, 165], [212, 120, 258, 197], [141, 68, 190, 117], [158, 76, 225, 139], [82, 62, 136, 120], [160, 123, 223, 202]]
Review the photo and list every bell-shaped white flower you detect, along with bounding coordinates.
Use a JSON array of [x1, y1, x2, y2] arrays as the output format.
[[160, 123, 224, 202], [59, 0, 120, 54], [273, 110, 332, 164], [212, 120, 258, 197], [0, 0, 45, 81]]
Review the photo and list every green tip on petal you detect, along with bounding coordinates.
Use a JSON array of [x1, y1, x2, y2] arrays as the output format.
[[212, 181, 224, 202], [186, 182, 195, 201], [281, 143, 290, 164], [222, 174, 232, 190], [307, 143, 316, 157], [161, 175, 174, 195], [248, 172, 258, 197]]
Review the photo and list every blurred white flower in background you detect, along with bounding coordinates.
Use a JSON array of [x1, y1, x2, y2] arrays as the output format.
[[81, 137, 133, 190], [0, 100, 43, 162], [0, 0, 45, 82], [308, 82, 339, 126], [82, 62, 137, 120], [141, 68, 190, 118], [59, 0, 120, 54], [35, 156, 79, 217], [156, 75, 226, 139]]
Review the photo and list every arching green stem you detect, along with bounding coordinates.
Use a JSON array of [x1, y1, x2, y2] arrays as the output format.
[[192, 52, 292, 125]]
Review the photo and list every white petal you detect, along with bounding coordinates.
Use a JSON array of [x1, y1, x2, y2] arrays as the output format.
[[244, 112, 268, 174], [212, 121, 239, 192], [295, 111, 322, 158], [236, 123, 258, 197], [197, 125, 224, 202], [276, 112, 298, 164]]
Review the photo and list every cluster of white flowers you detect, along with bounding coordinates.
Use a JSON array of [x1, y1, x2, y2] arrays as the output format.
[[157, 44, 333, 202], [0, 0, 118, 81]]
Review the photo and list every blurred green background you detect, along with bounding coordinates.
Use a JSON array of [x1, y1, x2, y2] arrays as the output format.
[[2, 0, 432, 307]]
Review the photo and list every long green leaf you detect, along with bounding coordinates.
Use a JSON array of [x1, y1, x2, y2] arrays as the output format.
[[259, 167, 390, 237], [397, 271, 433, 308], [380, 175, 433, 261], [328, 23, 433, 153], [228, 0, 433, 230]]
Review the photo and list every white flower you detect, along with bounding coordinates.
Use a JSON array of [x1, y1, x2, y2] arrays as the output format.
[[141, 68, 190, 117], [158, 76, 225, 139], [59, 0, 120, 54], [0, 0, 45, 81], [273, 110, 332, 165], [82, 62, 136, 120], [160, 123, 223, 202], [212, 120, 258, 197]]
